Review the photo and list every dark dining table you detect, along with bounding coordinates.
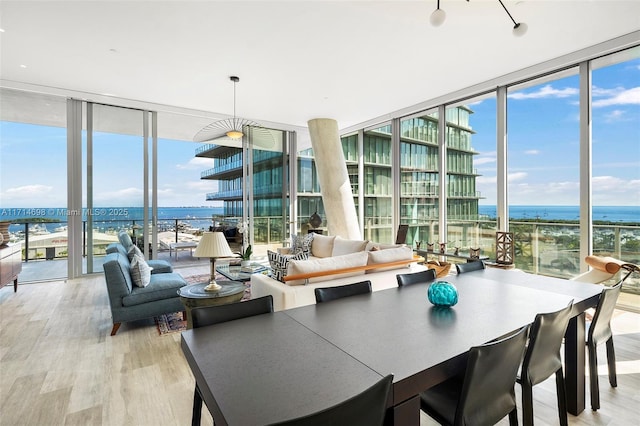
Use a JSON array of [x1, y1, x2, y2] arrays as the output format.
[[181, 268, 603, 426]]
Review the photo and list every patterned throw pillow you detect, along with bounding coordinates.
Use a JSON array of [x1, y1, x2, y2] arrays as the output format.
[[290, 233, 314, 255], [130, 253, 152, 287], [127, 244, 144, 262], [267, 250, 308, 282]]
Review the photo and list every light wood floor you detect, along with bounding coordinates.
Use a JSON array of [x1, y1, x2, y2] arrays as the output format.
[[1, 275, 638, 426]]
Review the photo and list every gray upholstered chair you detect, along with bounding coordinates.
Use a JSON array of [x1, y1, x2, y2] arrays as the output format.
[[106, 230, 173, 274], [102, 252, 186, 335]]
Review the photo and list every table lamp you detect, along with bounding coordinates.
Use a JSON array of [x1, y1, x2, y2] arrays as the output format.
[[195, 232, 235, 292]]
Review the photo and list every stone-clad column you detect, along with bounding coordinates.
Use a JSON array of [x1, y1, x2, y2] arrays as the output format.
[[308, 118, 362, 240]]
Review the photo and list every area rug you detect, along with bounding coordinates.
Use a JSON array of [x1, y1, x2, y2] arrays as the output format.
[[155, 273, 251, 335]]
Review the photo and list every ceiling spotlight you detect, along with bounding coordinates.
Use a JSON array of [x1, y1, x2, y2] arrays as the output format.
[[430, 0, 446, 26]]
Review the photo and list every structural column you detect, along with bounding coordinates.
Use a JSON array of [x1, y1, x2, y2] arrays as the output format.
[[308, 118, 361, 240]]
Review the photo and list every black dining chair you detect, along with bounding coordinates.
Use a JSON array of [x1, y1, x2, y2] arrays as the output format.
[[270, 374, 393, 426], [455, 260, 485, 274], [396, 269, 437, 287], [190, 295, 274, 426], [314, 280, 372, 304], [420, 325, 528, 426], [587, 280, 622, 411], [518, 301, 574, 426]]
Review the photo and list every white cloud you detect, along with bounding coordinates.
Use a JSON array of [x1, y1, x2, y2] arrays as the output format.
[[474, 157, 496, 165], [603, 110, 628, 123], [508, 85, 578, 100], [5, 184, 53, 196], [508, 172, 528, 182], [592, 86, 640, 107], [176, 157, 211, 170], [524, 150, 540, 155]]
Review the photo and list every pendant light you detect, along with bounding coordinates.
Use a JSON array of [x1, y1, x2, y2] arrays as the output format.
[[193, 75, 260, 143], [429, 0, 527, 36]]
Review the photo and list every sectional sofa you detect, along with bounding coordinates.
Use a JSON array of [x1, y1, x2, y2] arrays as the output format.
[[251, 234, 427, 311]]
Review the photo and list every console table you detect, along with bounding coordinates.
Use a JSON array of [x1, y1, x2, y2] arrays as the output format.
[[0, 244, 22, 292], [416, 249, 489, 263]]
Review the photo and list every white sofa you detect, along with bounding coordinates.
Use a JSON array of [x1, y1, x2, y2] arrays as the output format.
[[251, 234, 427, 311]]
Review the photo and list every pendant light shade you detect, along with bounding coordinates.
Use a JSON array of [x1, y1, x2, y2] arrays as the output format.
[[429, 0, 528, 36], [194, 75, 260, 143], [430, 0, 446, 26]]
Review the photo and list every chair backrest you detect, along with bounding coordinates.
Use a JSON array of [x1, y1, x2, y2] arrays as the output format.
[[271, 374, 393, 426], [396, 269, 436, 287], [456, 326, 528, 425], [314, 281, 372, 304], [395, 224, 409, 244], [588, 281, 622, 346], [191, 295, 274, 328], [521, 301, 573, 386], [455, 261, 485, 274]]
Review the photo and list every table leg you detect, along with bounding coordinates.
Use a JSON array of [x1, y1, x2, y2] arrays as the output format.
[[565, 312, 586, 415], [384, 395, 420, 426]]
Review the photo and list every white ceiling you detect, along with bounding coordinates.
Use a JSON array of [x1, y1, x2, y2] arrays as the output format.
[[1, 0, 640, 133]]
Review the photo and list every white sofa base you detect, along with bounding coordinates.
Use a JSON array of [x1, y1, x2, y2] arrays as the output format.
[[251, 263, 428, 311]]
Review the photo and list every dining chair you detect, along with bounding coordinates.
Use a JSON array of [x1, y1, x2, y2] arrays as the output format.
[[420, 325, 528, 426], [190, 295, 274, 426], [455, 260, 485, 274], [270, 374, 393, 426], [396, 269, 436, 287], [587, 280, 622, 411], [518, 301, 574, 426], [314, 280, 372, 304]]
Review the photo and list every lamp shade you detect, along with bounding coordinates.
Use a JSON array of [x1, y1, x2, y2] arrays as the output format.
[[195, 232, 235, 258]]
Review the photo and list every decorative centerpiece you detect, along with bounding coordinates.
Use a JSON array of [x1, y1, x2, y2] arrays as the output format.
[[427, 280, 458, 307], [426, 242, 434, 252], [238, 244, 253, 268], [309, 211, 322, 229], [439, 242, 447, 254]]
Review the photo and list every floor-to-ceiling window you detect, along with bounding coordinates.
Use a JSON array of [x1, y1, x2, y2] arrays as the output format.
[[364, 123, 393, 243], [507, 68, 580, 276], [399, 111, 440, 249], [591, 51, 640, 299], [0, 89, 68, 281], [446, 94, 498, 257]]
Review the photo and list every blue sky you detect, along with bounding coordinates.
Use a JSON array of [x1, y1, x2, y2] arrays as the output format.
[[1, 58, 638, 210]]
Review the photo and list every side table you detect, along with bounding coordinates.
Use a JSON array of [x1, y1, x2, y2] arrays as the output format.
[[178, 281, 246, 329]]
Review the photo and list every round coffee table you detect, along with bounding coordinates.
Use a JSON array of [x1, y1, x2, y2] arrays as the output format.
[[178, 281, 246, 329]]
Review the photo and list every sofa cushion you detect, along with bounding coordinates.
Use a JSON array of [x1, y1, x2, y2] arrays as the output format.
[[311, 234, 336, 258], [118, 231, 134, 250], [287, 251, 369, 286], [332, 236, 368, 257], [291, 233, 315, 255], [122, 272, 187, 307], [367, 246, 414, 273], [130, 253, 152, 287], [268, 250, 309, 282], [127, 244, 143, 260], [365, 242, 405, 251]]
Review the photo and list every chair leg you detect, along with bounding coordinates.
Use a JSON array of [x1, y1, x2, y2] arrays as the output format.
[[192, 385, 203, 426], [521, 381, 534, 426], [588, 342, 600, 411], [555, 368, 568, 426], [605, 337, 617, 387], [110, 323, 121, 336], [508, 407, 519, 426]]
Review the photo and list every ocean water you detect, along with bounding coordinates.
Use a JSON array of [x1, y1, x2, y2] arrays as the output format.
[[479, 205, 639, 223]]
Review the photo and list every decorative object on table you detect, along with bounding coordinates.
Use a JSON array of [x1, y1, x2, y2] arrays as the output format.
[[237, 244, 253, 268], [427, 280, 458, 307], [195, 232, 236, 292], [426, 260, 452, 278], [427, 242, 434, 252], [309, 211, 323, 229], [453, 246, 460, 256], [495, 231, 514, 265], [439, 242, 446, 254], [415, 240, 421, 250], [469, 247, 481, 259]]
